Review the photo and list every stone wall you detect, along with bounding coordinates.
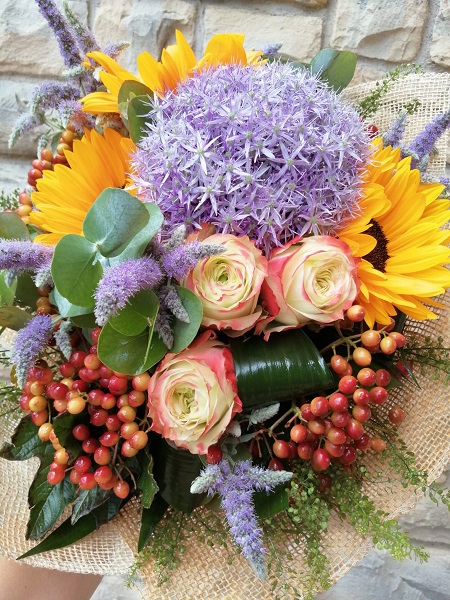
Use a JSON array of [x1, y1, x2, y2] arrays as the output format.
[[1, 1, 449, 598], [1, 0, 450, 191]]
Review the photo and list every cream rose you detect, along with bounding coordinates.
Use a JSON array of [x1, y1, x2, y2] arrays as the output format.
[[257, 236, 360, 337], [147, 331, 242, 454], [182, 233, 268, 335]]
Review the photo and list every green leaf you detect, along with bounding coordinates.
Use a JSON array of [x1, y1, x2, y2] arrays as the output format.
[[137, 452, 159, 509], [0, 211, 30, 240], [310, 48, 357, 92], [128, 95, 152, 143], [0, 415, 47, 460], [117, 80, 152, 124], [83, 188, 150, 258], [109, 203, 164, 264], [71, 487, 113, 525], [0, 271, 17, 306], [14, 273, 39, 307], [98, 322, 167, 375], [18, 496, 123, 559], [138, 494, 168, 552], [229, 329, 334, 411], [51, 234, 101, 307], [152, 437, 204, 513], [170, 286, 203, 353], [53, 412, 86, 462], [0, 305, 31, 330], [51, 288, 95, 319], [254, 484, 290, 519], [71, 313, 97, 328], [27, 477, 76, 539], [109, 289, 159, 336]]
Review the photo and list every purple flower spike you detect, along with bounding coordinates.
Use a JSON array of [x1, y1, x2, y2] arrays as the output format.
[[11, 315, 53, 386], [0, 239, 53, 278], [94, 256, 163, 325], [35, 0, 81, 68], [162, 241, 223, 281], [191, 460, 292, 579], [409, 109, 450, 170]]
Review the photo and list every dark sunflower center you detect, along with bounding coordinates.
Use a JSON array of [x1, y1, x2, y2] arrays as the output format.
[[364, 219, 389, 273]]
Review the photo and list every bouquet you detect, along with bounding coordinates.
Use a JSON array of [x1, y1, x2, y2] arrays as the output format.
[[1, 1, 450, 598]]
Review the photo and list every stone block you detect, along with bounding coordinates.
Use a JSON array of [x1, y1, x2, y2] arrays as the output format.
[[204, 2, 322, 61], [92, 0, 198, 73], [0, 156, 30, 193], [293, 0, 328, 6], [330, 0, 427, 62], [430, 0, 450, 68], [0, 0, 88, 77]]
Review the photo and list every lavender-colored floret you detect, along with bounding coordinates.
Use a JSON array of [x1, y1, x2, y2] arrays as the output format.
[[36, 0, 81, 68], [409, 109, 450, 170], [162, 241, 223, 281], [0, 239, 53, 277], [11, 315, 53, 386], [94, 256, 163, 325], [132, 62, 371, 255]]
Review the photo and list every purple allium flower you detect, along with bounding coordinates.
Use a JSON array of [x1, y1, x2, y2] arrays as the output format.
[[11, 315, 53, 386], [132, 62, 371, 255], [94, 256, 163, 325], [191, 460, 292, 579], [35, 0, 81, 68], [0, 239, 53, 278], [408, 109, 450, 170], [382, 109, 407, 149], [162, 241, 223, 281]]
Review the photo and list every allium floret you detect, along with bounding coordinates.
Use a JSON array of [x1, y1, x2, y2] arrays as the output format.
[[132, 62, 371, 254]]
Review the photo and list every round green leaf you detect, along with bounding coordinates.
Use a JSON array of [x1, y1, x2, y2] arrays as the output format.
[[0, 211, 30, 240], [51, 234, 102, 307], [229, 329, 335, 411], [51, 288, 94, 318], [128, 95, 152, 143], [310, 48, 357, 93], [170, 286, 203, 353], [82, 188, 150, 258], [109, 289, 159, 336], [118, 80, 153, 124], [97, 322, 167, 375], [0, 305, 31, 330]]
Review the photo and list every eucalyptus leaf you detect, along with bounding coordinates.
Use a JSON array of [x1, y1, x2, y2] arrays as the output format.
[[0, 271, 17, 306], [109, 289, 159, 337], [15, 273, 39, 307], [128, 95, 152, 143], [71, 313, 97, 328], [310, 48, 357, 92], [97, 322, 167, 375], [51, 288, 94, 318], [0, 305, 31, 330], [51, 234, 102, 307], [83, 188, 150, 258], [170, 286, 203, 353], [0, 211, 30, 240], [117, 80, 152, 123]]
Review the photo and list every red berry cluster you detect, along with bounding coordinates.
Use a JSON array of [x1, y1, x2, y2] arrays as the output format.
[[19, 328, 150, 499], [269, 305, 407, 474]]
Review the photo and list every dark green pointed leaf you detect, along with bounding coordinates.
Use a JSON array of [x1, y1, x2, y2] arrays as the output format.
[[128, 95, 152, 143], [118, 80, 152, 123], [27, 476, 76, 539], [18, 496, 123, 559], [254, 484, 289, 519], [98, 321, 167, 375], [0, 211, 30, 240], [0, 271, 17, 306], [83, 188, 150, 258], [138, 494, 168, 552], [109, 289, 159, 336], [310, 48, 357, 92], [15, 273, 39, 307], [0, 415, 47, 460], [53, 412, 86, 462], [71, 487, 113, 525], [137, 453, 159, 509], [170, 286, 203, 353], [0, 305, 31, 330], [152, 437, 204, 513], [51, 234, 101, 307], [109, 203, 164, 264], [229, 329, 334, 411]]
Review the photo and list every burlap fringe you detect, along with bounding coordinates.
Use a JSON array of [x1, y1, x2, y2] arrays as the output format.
[[1, 73, 450, 599]]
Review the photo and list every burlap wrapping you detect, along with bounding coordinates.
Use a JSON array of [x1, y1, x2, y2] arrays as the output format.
[[1, 72, 450, 599]]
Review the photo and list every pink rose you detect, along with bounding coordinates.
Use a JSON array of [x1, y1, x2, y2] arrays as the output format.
[[182, 234, 268, 335], [147, 331, 242, 454], [257, 236, 360, 337]]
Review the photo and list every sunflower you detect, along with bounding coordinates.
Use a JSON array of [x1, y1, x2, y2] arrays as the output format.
[[337, 139, 450, 328], [30, 128, 135, 245], [81, 30, 262, 115]]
